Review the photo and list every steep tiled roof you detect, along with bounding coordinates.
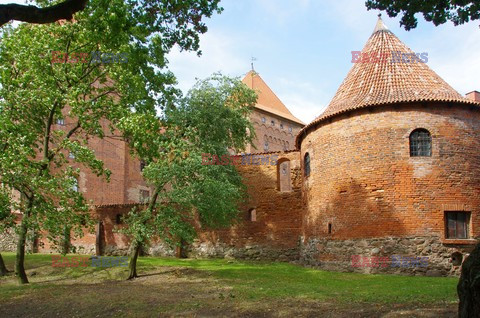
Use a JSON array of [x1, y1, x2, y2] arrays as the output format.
[[296, 17, 479, 146], [242, 71, 305, 125]]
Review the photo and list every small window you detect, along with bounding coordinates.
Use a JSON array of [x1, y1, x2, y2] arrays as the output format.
[[445, 212, 470, 239], [264, 141, 269, 151], [271, 120, 275, 126], [140, 160, 146, 172], [280, 123, 283, 129], [115, 214, 122, 225], [140, 189, 150, 203], [328, 223, 332, 234], [304, 152, 311, 177], [410, 129, 432, 157], [261, 117, 266, 123], [68, 152, 75, 159], [288, 127, 292, 133], [56, 118, 65, 126], [278, 159, 291, 192], [72, 178, 79, 192], [248, 208, 256, 222]]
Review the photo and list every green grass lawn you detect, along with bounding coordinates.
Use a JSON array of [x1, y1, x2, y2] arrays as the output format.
[[0, 252, 459, 317]]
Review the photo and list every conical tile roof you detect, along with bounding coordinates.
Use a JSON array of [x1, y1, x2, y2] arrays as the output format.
[[297, 16, 479, 145], [242, 71, 304, 125]]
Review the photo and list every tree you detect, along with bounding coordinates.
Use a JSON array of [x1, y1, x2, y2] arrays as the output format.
[[457, 242, 480, 318], [0, 0, 222, 30], [0, 187, 14, 276], [0, 0, 222, 284], [0, 0, 88, 27], [365, 0, 480, 30], [120, 74, 257, 279]]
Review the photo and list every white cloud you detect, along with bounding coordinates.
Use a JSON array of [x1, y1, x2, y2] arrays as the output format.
[[167, 30, 247, 93], [275, 77, 330, 124]]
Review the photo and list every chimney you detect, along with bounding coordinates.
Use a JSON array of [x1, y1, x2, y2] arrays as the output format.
[[465, 91, 480, 102]]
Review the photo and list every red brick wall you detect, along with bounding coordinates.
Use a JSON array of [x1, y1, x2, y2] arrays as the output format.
[[198, 151, 304, 250], [246, 110, 303, 153], [300, 103, 480, 241]]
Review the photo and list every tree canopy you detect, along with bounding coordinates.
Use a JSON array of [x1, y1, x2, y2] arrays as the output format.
[[0, 0, 222, 284], [366, 0, 480, 30]]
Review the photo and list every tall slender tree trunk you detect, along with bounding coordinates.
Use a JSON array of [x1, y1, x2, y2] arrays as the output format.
[[15, 214, 29, 284], [127, 242, 141, 280], [62, 225, 71, 255], [0, 253, 9, 276]]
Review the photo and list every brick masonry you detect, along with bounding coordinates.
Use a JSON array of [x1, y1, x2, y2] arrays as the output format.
[[2, 103, 479, 277]]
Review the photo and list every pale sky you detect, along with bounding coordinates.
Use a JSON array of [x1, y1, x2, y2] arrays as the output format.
[[2, 0, 479, 124], [167, 0, 480, 124]]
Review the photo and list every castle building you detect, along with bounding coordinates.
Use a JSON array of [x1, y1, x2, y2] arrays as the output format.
[[2, 17, 479, 276], [241, 71, 304, 153]]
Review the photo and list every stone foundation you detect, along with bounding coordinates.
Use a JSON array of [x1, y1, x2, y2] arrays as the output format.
[[300, 236, 477, 276]]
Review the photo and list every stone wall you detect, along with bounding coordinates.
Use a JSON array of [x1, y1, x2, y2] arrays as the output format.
[[300, 236, 477, 276], [0, 228, 17, 252]]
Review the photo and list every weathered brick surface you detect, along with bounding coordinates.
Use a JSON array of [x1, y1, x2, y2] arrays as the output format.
[[196, 151, 303, 254], [246, 110, 303, 153], [300, 103, 480, 242]]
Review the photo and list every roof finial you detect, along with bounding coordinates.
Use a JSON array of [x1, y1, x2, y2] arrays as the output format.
[[251, 56, 257, 72], [373, 13, 389, 33]]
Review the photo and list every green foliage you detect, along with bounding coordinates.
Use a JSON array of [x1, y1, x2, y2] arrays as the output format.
[[366, 0, 480, 30], [120, 74, 257, 248], [0, 0, 223, 260]]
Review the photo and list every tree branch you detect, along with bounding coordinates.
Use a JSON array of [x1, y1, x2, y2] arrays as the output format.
[[0, 0, 88, 27]]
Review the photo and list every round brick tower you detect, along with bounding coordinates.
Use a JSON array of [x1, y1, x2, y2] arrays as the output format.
[[296, 17, 480, 275]]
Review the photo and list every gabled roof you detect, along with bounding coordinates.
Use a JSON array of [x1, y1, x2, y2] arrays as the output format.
[[296, 16, 479, 146], [242, 71, 305, 125]]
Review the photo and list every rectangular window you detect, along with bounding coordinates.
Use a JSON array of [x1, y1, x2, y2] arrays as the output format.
[[140, 189, 150, 203], [56, 118, 65, 126], [445, 211, 470, 239], [140, 160, 146, 172]]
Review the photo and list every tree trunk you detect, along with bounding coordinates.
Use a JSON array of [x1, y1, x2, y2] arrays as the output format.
[[0, 253, 9, 276], [127, 242, 141, 280], [61, 225, 71, 255], [15, 214, 29, 284], [458, 242, 480, 318], [95, 220, 104, 256]]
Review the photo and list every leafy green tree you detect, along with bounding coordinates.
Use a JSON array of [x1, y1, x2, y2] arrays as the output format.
[[0, 0, 222, 284], [366, 0, 480, 30], [120, 74, 257, 279]]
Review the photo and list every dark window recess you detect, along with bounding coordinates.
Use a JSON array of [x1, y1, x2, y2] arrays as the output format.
[[115, 214, 122, 225], [410, 129, 432, 157], [445, 212, 470, 239], [140, 160, 146, 171], [304, 153, 311, 177], [328, 223, 332, 234]]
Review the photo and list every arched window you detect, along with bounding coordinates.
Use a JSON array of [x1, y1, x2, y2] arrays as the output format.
[[410, 129, 432, 157], [304, 153, 311, 177], [248, 208, 256, 222], [277, 159, 291, 192]]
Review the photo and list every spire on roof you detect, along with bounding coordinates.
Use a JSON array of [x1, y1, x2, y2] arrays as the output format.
[[372, 13, 389, 34], [296, 16, 479, 148]]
